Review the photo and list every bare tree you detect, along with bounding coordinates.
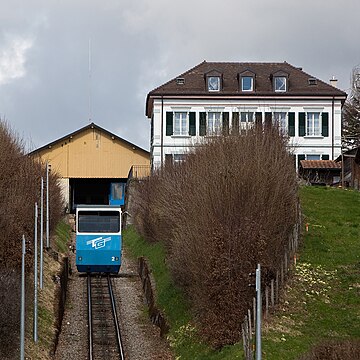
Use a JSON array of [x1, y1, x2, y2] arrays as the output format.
[[342, 65, 360, 148]]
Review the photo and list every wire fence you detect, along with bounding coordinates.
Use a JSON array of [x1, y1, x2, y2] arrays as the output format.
[[242, 216, 301, 359]]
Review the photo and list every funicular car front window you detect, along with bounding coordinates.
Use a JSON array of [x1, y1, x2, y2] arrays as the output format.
[[78, 211, 120, 233]]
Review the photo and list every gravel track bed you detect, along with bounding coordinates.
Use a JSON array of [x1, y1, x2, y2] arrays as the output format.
[[54, 235, 173, 360]]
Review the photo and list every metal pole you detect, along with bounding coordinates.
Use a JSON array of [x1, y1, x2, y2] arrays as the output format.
[[34, 203, 38, 342], [20, 235, 26, 360], [40, 177, 44, 289], [46, 162, 50, 249], [256, 263, 262, 360]]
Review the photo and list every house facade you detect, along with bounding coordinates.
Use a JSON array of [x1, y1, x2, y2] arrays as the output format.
[[146, 61, 347, 169]]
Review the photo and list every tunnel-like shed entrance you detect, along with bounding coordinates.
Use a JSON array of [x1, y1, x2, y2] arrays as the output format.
[[69, 178, 126, 212]]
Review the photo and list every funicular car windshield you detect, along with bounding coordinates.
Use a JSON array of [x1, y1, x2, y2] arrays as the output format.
[[78, 211, 120, 233]]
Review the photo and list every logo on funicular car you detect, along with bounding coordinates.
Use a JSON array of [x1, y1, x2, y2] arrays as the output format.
[[86, 236, 111, 250]]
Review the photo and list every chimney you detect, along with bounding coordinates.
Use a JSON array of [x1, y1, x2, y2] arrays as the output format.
[[330, 76, 338, 88]]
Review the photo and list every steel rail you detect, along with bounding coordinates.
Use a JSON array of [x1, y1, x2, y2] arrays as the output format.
[[107, 275, 125, 360], [87, 274, 93, 360], [88, 274, 125, 360]]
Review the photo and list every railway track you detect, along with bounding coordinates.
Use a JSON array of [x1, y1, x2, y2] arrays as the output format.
[[87, 274, 125, 360]]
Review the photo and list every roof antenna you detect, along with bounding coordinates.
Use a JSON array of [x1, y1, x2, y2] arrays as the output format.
[[88, 38, 92, 123]]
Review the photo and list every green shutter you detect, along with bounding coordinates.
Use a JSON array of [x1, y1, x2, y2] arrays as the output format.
[[322, 112, 329, 137], [288, 112, 295, 137], [265, 112, 272, 128], [222, 112, 229, 135], [255, 112, 262, 128], [298, 154, 306, 168], [232, 112, 239, 134], [200, 112, 206, 136], [299, 113, 306, 137], [322, 154, 329, 160], [189, 112, 196, 136], [166, 112, 173, 136]]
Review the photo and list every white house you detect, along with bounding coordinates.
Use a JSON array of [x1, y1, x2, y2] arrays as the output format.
[[145, 61, 347, 169]]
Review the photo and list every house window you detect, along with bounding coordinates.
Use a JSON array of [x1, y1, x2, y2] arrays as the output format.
[[240, 112, 254, 130], [274, 76, 287, 92], [273, 112, 287, 133], [241, 76, 253, 91], [173, 154, 186, 163], [174, 112, 188, 135], [306, 112, 321, 136], [306, 154, 321, 160], [208, 76, 220, 91], [207, 112, 222, 135]]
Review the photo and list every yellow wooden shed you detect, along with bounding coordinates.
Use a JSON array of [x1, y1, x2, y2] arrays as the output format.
[[30, 122, 150, 211]]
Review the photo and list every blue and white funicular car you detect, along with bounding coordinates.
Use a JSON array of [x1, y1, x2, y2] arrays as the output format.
[[76, 205, 122, 273]]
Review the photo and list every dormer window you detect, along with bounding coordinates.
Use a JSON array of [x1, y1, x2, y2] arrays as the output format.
[[241, 76, 254, 91], [274, 76, 287, 92], [239, 69, 256, 92], [208, 76, 220, 91]]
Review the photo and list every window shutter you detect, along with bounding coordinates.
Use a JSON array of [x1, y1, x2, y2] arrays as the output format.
[[232, 112, 239, 134], [255, 112, 262, 127], [265, 112, 272, 128], [298, 154, 306, 168], [189, 112, 196, 136], [222, 112, 229, 135], [322, 112, 329, 137], [199, 112, 206, 136], [166, 112, 173, 136], [322, 154, 329, 160], [288, 112, 295, 137], [299, 113, 306, 136]]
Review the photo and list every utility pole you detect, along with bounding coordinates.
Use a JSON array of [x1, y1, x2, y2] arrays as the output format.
[[46, 162, 51, 249], [256, 263, 262, 360], [40, 177, 44, 289], [34, 203, 38, 342], [20, 235, 26, 360]]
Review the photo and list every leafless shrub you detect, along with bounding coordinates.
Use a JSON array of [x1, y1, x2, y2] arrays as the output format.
[[298, 339, 360, 360], [0, 120, 63, 269], [133, 127, 298, 347], [0, 119, 64, 354]]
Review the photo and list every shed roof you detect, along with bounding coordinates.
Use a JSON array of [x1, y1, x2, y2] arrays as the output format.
[[300, 160, 342, 170], [29, 122, 149, 156]]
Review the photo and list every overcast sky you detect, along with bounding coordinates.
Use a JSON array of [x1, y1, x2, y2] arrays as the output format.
[[1, 0, 359, 151]]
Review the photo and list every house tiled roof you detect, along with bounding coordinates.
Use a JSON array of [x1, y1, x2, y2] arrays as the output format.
[[300, 160, 342, 169], [146, 61, 347, 117]]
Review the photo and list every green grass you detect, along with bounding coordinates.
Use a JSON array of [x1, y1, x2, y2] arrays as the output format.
[[124, 186, 360, 359], [55, 220, 72, 253], [262, 186, 360, 359]]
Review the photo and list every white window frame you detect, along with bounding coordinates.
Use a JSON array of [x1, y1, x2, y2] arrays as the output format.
[[173, 154, 186, 163], [208, 76, 220, 92], [173, 111, 189, 136], [274, 76, 287, 92], [241, 76, 254, 91], [240, 112, 254, 130], [273, 112, 287, 134], [207, 112, 222, 135], [306, 112, 321, 136]]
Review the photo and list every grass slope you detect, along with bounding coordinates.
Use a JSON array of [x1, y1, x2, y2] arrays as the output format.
[[124, 186, 360, 359], [262, 186, 360, 359]]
